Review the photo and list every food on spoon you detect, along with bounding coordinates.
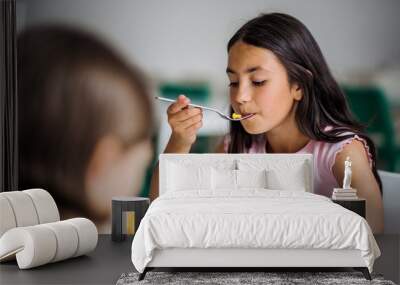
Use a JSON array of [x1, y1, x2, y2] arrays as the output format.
[[232, 112, 242, 119]]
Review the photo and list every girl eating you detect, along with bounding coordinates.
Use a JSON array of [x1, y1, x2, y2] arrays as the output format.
[[150, 13, 384, 233]]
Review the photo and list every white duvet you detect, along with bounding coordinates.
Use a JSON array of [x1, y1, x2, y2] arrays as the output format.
[[131, 190, 380, 273]]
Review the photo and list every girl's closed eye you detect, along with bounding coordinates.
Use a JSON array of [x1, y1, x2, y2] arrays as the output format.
[[229, 80, 266, 87], [252, 80, 266, 87]]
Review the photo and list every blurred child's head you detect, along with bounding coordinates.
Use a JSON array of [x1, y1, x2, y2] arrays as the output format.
[[18, 25, 153, 229]]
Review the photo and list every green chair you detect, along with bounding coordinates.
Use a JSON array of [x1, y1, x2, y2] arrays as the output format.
[[342, 85, 399, 171], [139, 134, 158, 198], [159, 82, 210, 102]]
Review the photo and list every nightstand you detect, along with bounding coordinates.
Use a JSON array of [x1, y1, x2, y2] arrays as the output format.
[[332, 198, 366, 218], [112, 197, 150, 241]]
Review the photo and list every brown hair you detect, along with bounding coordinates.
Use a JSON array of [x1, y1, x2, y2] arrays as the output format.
[[226, 13, 382, 192], [18, 25, 153, 214]]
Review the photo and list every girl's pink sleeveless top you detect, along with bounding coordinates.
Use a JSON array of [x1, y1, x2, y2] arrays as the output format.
[[223, 130, 373, 197]]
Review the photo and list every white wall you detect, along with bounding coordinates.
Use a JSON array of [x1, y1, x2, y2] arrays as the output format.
[[17, 0, 400, 100]]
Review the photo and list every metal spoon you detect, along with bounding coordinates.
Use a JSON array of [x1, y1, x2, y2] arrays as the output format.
[[155, 96, 254, 121]]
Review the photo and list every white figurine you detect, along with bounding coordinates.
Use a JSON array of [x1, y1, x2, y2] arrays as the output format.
[[342, 156, 352, 189]]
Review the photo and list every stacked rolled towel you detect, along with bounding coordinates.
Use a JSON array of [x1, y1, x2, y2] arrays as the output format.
[[0, 189, 60, 236], [0, 218, 98, 269], [332, 188, 358, 200], [0, 189, 98, 269]]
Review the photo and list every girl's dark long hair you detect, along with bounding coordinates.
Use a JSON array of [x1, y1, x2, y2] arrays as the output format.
[[227, 13, 382, 192]]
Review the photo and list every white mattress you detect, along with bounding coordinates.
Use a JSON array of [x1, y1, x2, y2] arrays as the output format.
[[131, 190, 380, 273]]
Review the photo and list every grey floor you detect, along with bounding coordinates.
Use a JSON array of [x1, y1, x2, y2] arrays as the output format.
[[0, 235, 398, 285], [0, 235, 134, 285]]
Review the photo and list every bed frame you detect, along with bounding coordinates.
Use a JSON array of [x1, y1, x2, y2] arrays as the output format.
[[138, 154, 372, 281], [139, 248, 371, 280]]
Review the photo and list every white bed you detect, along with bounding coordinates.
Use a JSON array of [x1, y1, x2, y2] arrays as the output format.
[[131, 154, 380, 280]]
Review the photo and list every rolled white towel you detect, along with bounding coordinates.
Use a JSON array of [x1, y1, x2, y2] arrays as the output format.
[[0, 195, 17, 237], [0, 218, 98, 269], [42, 221, 79, 262], [0, 189, 60, 239], [66, 218, 98, 257], [0, 191, 39, 227], [0, 225, 57, 268], [23, 189, 60, 224]]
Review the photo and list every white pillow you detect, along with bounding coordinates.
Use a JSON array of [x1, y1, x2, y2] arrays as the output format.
[[236, 169, 267, 189], [266, 163, 307, 191], [167, 162, 212, 191], [211, 169, 268, 190], [212, 168, 237, 190]]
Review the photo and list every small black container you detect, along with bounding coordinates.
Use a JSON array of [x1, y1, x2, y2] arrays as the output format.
[[112, 197, 149, 242]]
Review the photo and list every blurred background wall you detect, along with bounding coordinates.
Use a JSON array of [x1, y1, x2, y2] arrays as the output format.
[[16, 0, 400, 172], [17, 0, 400, 90]]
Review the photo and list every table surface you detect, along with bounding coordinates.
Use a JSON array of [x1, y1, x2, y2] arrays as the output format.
[[0, 234, 399, 285]]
